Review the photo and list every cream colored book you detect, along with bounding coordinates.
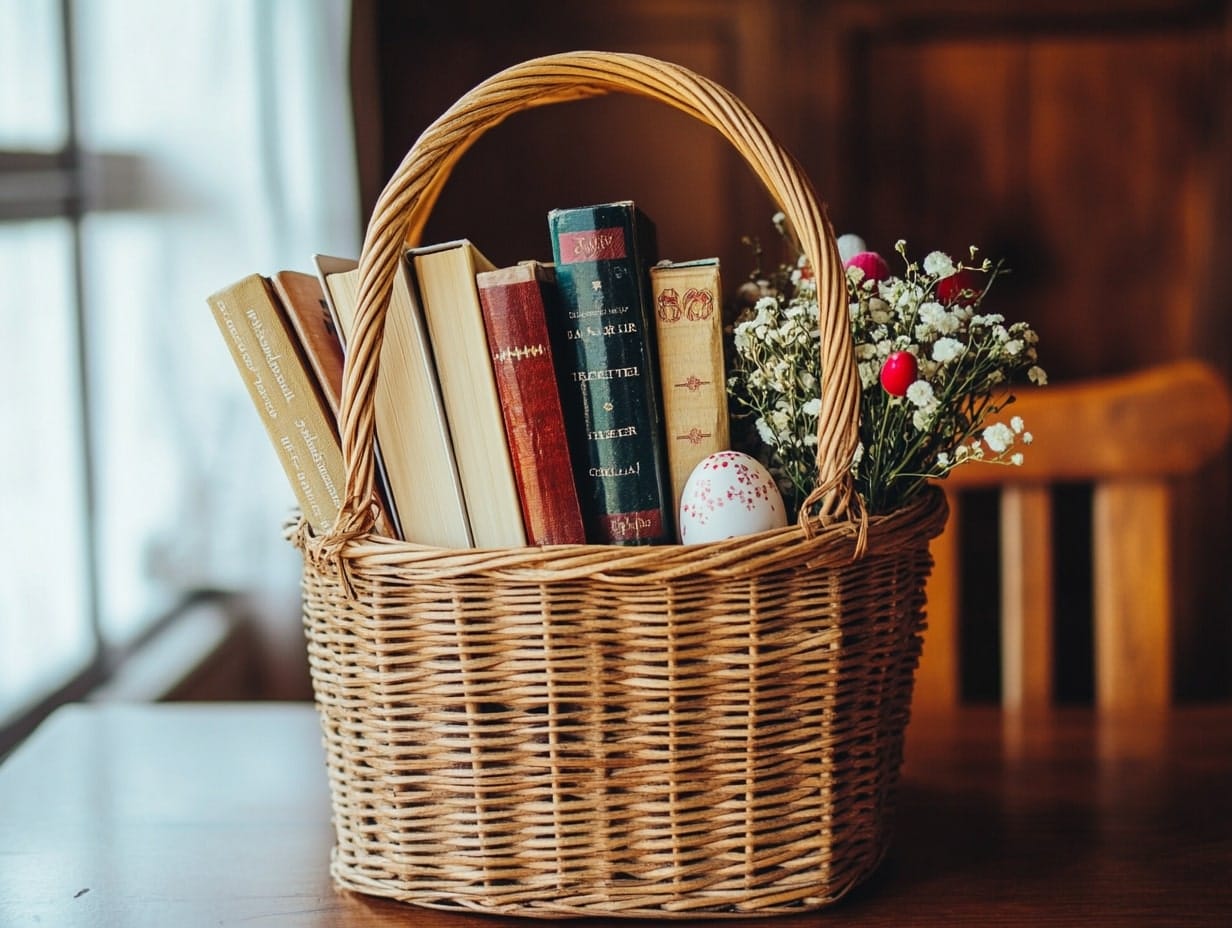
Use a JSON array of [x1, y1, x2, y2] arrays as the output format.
[[410, 240, 527, 548], [317, 254, 472, 548], [649, 258, 731, 519], [207, 273, 345, 534]]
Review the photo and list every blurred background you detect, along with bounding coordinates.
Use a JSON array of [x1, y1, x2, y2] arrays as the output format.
[[3, 0, 1229, 752]]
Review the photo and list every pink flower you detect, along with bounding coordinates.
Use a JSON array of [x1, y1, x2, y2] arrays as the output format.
[[844, 251, 890, 283]]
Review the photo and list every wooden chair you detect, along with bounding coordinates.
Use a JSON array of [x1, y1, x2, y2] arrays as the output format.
[[914, 360, 1232, 712]]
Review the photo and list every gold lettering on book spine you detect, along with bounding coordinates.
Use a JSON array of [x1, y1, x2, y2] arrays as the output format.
[[216, 298, 277, 419], [246, 309, 295, 404], [493, 344, 547, 363]]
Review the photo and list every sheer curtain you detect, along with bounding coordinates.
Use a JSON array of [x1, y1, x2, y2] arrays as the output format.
[[77, 0, 361, 645], [1, 0, 360, 725]]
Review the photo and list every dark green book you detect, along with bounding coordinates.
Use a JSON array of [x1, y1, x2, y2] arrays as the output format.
[[547, 201, 673, 545]]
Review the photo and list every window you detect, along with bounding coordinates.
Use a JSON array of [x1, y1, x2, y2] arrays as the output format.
[[1, 0, 361, 749], [0, 0, 100, 736]]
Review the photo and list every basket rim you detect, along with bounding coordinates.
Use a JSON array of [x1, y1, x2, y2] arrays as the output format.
[[296, 482, 947, 586]]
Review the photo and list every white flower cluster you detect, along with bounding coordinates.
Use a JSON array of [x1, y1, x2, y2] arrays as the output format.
[[730, 262, 825, 498], [729, 235, 1047, 515]]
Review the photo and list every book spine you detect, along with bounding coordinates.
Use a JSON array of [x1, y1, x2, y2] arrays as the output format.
[[322, 263, 471, 548], [547, 203, 673, 545], [274, 269, 397, 538], [271, 271, 345, 428], [411, 242, 526, 548], [312, 257, 404, 540], [650, 259, 731, 526], [207, 275, 344, 534], [477, 264, 586, 546]]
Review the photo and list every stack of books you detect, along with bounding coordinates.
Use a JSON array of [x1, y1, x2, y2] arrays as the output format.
[[207, 201, 730, 547]]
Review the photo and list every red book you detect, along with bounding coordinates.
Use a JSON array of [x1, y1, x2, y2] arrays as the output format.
[[476, 261, 586, 546]]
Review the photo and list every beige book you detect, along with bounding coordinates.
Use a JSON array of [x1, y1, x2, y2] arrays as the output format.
[[410, 240, 527, 548], [207, 273, 345, 534], [649, 258, 731, 519], [318, 255, 472, 548]]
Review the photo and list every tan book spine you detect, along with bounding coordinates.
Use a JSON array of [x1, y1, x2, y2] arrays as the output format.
[[650, 259, 731, 522], [412, 241, 527, 548], [207, 274, 345, 534], [324, 261, 472, 548]]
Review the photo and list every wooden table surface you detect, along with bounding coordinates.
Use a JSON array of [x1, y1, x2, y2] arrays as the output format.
[[1, 701, 1228, 927]]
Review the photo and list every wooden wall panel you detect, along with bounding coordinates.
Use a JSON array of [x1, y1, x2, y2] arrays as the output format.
[[357, 0, 804, 293], [354, 0, 1232, 701], [836, 26, 1227, 380]]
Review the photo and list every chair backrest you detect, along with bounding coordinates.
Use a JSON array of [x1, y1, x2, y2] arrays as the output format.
[[913, 361, 1232, 712]]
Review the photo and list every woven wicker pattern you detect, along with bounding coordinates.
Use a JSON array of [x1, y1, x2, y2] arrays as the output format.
[[295, 51, 948, 918]]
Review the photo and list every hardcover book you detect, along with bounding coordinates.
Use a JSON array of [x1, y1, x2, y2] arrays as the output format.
[[311, 255, 403, 539], [649, 258, 731, 524], [270, 270, 345, 428], [410, 240, 527, 548], [272, 268, 396, 537], [547, 201, 673, 545], [318, 256, 471, 548], [207, 273, 345, 534], [476, 261, 586, 546]]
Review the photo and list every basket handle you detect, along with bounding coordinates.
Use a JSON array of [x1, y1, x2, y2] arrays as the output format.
[[330, 51, 862, 545]]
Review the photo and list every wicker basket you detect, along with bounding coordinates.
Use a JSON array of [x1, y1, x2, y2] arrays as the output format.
[[294, 51, 948, 918]]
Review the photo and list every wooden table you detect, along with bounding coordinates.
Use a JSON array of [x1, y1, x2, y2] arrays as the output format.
[[1, 702, 1228, 926]]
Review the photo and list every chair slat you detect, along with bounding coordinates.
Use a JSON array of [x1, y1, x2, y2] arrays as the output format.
[[917, 362, 1227, 709], [1000, 486, 1054, 710], [917, 490, 961, 711], [1093, 480, 1173, 709]]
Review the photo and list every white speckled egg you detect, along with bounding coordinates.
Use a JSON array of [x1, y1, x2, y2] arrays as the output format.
[[678, 451, 788, 544]]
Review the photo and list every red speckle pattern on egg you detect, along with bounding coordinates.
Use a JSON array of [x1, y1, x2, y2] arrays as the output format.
[[678, 451, 788, 543]]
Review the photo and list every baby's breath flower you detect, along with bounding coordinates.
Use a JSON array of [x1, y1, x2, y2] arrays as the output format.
[[932, 337, 965, 364], [906, 380, 935, 408], [858, 361, 879, 389], [923, 251, 955, 277], [768, 409, 790, 437], [983, 422, 1015, 454], [728, 223, 1043, 515], [755, 417, 774, 445]]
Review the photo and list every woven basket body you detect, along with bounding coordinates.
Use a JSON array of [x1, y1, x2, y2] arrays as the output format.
[[295, 52, 948, 918]]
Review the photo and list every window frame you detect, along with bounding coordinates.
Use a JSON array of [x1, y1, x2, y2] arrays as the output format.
[[0, 0, 201, 758]]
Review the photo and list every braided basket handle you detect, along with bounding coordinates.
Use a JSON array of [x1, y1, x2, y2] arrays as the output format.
[[331, 51, 862, 544]]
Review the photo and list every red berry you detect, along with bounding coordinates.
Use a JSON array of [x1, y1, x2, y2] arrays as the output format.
[[936, 268, 984, 305], [880, 351, 918, 397], [845, 251, 890, 283]]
